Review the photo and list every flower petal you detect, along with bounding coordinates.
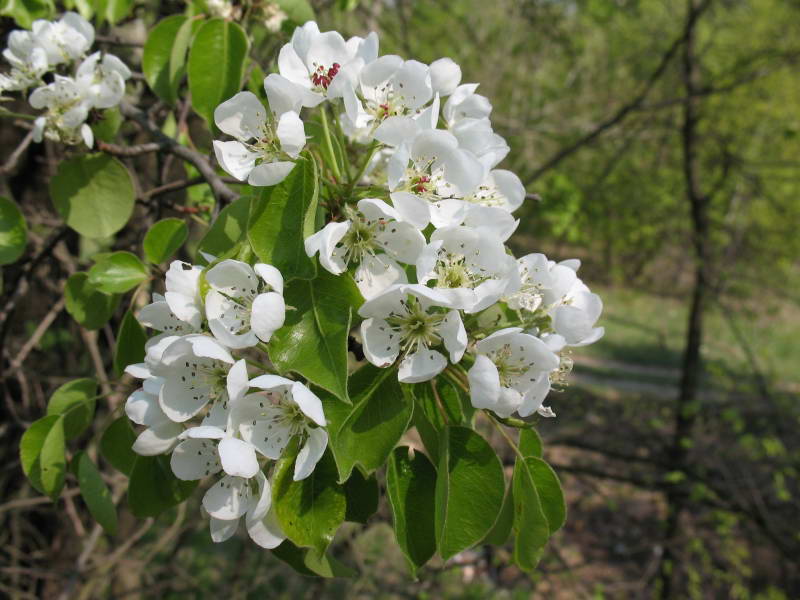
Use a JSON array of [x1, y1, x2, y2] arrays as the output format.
[[360, 318, 400, 368], [439, 310, 467, 363], [213, 140, 257, 181], [468, 355, 501, 411], [247, 161, 296, 187], [214, 91, 266, 140], [203, 475, 253, 520], [170, 438, 222, 480], [276, 110, 306, 157], [132, 421, 182, 456], [294, 428, 328, 481], [219, 437, 259, 478], [398, 349, 447, 383], [291, 382, 326, 427], [250, 292, 286, 343], [210, 517, 238, 543]]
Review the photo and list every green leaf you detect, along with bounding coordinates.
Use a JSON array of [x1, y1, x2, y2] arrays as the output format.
[[88, 251, 149, 294], [272, 444, 346, 554], [50, 154, 135, 239], [526, 457, 566, 534], [64, 272, 119, 330], [96, 0, 134, 24], [511, 456, 551, 572], [343, 469, 378, 524], [481, 481, 514, 546], [77, 453, 118, 535], [143, 15, 199, 105], [434, 427, 505, 560], [269, 269, 361, 403], [275, 0, 314, 25], [386, 447, 437, 575], [19, 415, 65, 499], [143, 218, 188, 264], [248, 155, 318, 281], [411, 378, 467, 462], [0, 0, 54, 27], [0, 196, 27, 265], [127, 455, 197, 517], [519, 428, 543, 458], [272, 540, 356, 578], [113, 310, 147, 377], [46, 378, 97, 440], [187, 18, 249, 129], [197, 195, 251, 260], [100, 416, 137, 476], [324, 364, 412, 481], [91, 107, 123, 143]]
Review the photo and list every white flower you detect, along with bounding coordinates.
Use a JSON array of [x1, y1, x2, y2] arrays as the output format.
[[275, 21, 378, 117], [358, 283, 466, 383], [241, 375, 328, 481], [304, 198, 425, 299], [76, 51, 131, 109], [356, 55, 432, 131], [429, 58, 462, 97], [138, 260, 204, 333], [443, 83, 492, 127], [467, 328, 559, 418], [456, 169, 525, 242], [204, 259, 286, 349], [551, 286, 604, 347], [212, 91, 305, 187], [416, 226, 519, 313], [387, 129, 485, 229], [151, 335, 236, 422], [1, 31, 48, 93], [29, 75, 93, 147], [33, 12, 94, 66], [125, 388, 183, 456], [450, 117, 509, 171]]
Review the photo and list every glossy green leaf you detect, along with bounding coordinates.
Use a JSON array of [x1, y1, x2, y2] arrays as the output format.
[[512, 456, 551, 572], [343, 469, 379, 524], [434, 427, 505, 560], [77, 453, 117, 535], [272, 540, 356, 578], [481, 481, 514, 546], [269, 269, 361, 403], [143, 218, 188, 264], [386, 446, 437, 575], [88, 251, 149, 294], [64, 273, 119, 330], [187, 18, 249, 129], [197, 195, 251, 260], [519, 428, 543, 458], [113, 310, 147, 377], [272, 444, 346, 554], [0, 0, 54, 27], [100, 416, 137, 476], [143, 15, 198, 105], [248, 154, 318, 281], [46, 378, 97, 440], [411, 378, 466, 462], [19, 415, 65, 499], [324, 364, 412, 481], [0, 196, 27, 265], [50, 154, 135, 239], [95, 0, 134, 24], [91, 107, 123, 143], [127, 455, 197, 517], [527, 457, 567, 534]]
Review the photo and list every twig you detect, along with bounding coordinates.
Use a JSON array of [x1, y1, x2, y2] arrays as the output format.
[[0, 130, 35, 175], [3, 297, 65, 376], [96, 140, 161, 157]]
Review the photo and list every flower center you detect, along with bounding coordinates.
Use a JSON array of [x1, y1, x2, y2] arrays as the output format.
[[489, 344, 530, 388], [463, 182, 505, 207], [433, 251, 488, 290], [386, 298, 445, 354], [310, 62, 340, 91]]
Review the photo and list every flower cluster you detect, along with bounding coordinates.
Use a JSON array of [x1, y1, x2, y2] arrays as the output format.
[[213, 21, 604, 419], [125, 258, 327, 547], [0, 12, 131, 147]]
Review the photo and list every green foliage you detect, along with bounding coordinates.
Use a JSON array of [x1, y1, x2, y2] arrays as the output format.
[[511, 456, 550, 572], [19, 415, 65, 499], [91, 107, 123, 143], [113, 310, 147, 377], [88, 251, 149, 293], [519, 428, 543, 458], [100, 416, 138, 476], [76, 452, 118, 535], [46, 378, 97, 440], [50, 154, 135, 239], [143, 218, 188, 264], [143, 15, 199, 105], [94, 0, 134, 24], [187, 18, 250, 130], [197, 195, 251, 260], [0, 196, 27, 265], [386, 447, 437, 575], [128, 455, 197, 518], [435, 427, 505, 560], [343, 469, 379, 524], [0, 0, 54, 27], [64, 272, 119, 330]]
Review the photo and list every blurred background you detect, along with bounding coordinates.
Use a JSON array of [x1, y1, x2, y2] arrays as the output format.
[[1, 0, 799, 598]]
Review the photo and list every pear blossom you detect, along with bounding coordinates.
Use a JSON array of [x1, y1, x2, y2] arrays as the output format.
[[32, 12, 94, 66], [467, 328, 560, 418], [204, 259, 286, 349], [416, 226, 520, 313], [0, 31, 48, 93], [359, 283, 467, 383], [212, 91, 305, 187], [443, 83, 492, 127], [76, 51, 131, 109], [450, 117, 510, 171], [137, 260, 204, 333], [125, 388, 183, 456], [241, 375, 328, 481], [29, 75, 93, 146], [304, 198, 425, 299], [429, 57, 462, 97]]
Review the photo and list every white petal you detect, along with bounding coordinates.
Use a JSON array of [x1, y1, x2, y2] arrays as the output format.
[[462, 205, 518, 242], [138, 301, 194, 334], [374, 116, 419, 147], [429, 198, 468, 229], [354, 254, 407, 300], [517, 374, 552, 418], [254, 263, 284, 294], [125, 363, 151, 379], [304, 221, 350, 274], [276, 111, 306, 157], [125, 389, 164, 427], [245, 409, 293, 460], [294, 428, 328, 481], [247, 161, 296, 187], [214, 91, 267, 140], [251, 292, 286, 342], [247, 505, 286, 549], [468, 355, 501, 411], [389, 191, 430, 229], [203, 475, 253, 520], [170, 438, 222, 480], [180, 425, 226, 439], [187, 335, 235, 364], [246, 471, 271, 522], [439, 310, 467, 363], [219, 437, 259, 478], [278, 44, 311, 86], [291, 382, 325, 427], [226, 359, 250, 405], [209, 319, 259, 350], [360, 54, 403, 88], [393, 59, 432, 110], [375, 220, 425, 264], [210, 517, 239, 543], [398, 349, 447, 383], [264, 73, 304, 115], [249, 374, 296, 391], [213, 140, 257, 181], [132, 421, 182, 456], [360, 318, 400, 368], [429, 57, 461, 96]]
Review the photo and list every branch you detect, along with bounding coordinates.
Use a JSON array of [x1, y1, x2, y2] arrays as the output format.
[[524, 0, 713, 185], [117, 102, 239, 205], [95, 140, 161, 157], [0, 130, 35, 176]]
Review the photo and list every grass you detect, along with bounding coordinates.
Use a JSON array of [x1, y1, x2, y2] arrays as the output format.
[[581, 285, 800, 387]]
